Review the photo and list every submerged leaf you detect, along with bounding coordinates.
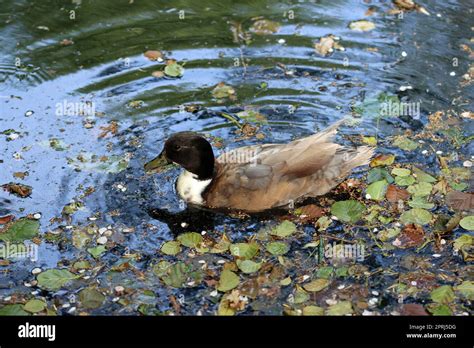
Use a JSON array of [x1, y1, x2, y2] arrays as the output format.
[[218, 270, 240, 292], [430, 285, 455, 304], [400, 208, 432, 225], [0, 219, 39, 242], [270, 220, 297, 237], [303, 278, 329, 292], [349, 20, 375, 32], [331, 200, 366, 223], [37, 269, 77, 291]]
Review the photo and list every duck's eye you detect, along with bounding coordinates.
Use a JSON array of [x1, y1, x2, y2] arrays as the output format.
[[174, 145, 181, 151]]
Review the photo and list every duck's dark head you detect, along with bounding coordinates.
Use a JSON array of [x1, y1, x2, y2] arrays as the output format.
[[144, 132, 215, 180]]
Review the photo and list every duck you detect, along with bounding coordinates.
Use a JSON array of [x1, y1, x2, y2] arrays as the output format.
[[144, 119, 374, 212]]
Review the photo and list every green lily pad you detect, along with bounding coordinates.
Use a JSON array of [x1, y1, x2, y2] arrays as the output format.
[[23, 299, 46, 313], [164, 61, 184, 77], [0, 304, 29, 316], [177, 232, 203, 248], [408, 196, 435, 209], [87, 245, 107, 259], [162, 262, 189, 288], [266, 241, 290, 256], [366, 180, 388, 201], [459, 216, 474, 230], [395, 175, 416, 186], [236, 259, 262, 274], [391, 168, 411, 177], [430, 285, 455, 304], [270, 220, 297, 237], [302, 305, 324, 316], [331, 200, 366, 224], [412, 167, 437, 183], [325, 301, 354, 315], [0, 219, 39, 242], [303, 278, 330, 292], [37, 269, 77, 291], [79, 288, 105, 309], [217, 270, 240, 292], [407, 182, 433, 197], [161, 241, 182, 255], [400, 208, 432, 225], [455, 281, 474, 300], [393, 136, 419, 151], [250, 19, 280, 35], [229, 242, 259, 259], [367, 168, 394, 184], [427, 304, 452, 316]]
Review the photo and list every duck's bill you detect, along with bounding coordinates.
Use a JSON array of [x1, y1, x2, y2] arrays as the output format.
[[144, 152, 175, 174]]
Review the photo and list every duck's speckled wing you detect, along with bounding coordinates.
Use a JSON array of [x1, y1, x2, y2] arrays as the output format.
[[204, 120, 374, 211]]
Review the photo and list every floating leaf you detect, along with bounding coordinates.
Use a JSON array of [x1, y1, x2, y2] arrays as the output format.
[[161, 241, 182, 255], [87, 245, 106, 259], [250, 19, 280, 35], [164, 60, 184, 77], [162, 262, 189, 288], [266, 241, 289, 256], [367, 168, 394, 183], [325, 301, 354, 315], [395, 175, 416, 186], [210, 234, 231, 253], [391, 168, 411, 177], [236, 259, 262, 274], [0, 304, 29, 316], [217, 270, 240, 292], [314, 34, 344, 56], [396, 224, 425, 248], [293, 285, 309, 304], [144, 50, 163, 61], [349, 20, 375, 32], [459, 216, 474, 231], [1, 183, 32, 198], [412, 167, 437, 183], [400, 208, 432, 225], [366, 180, 388, 201], [453, 234, 473, 253], [211, 82, 236, 99], [377, 227, 400, 242], [430, 285, 455, 304], [370, 154, 395, 167], [177, 232, 203, 248], [386, 185, 410, 202], [0, 219, 39, 242], [408, 196, 434, 209], [331, 200, 366, 223], [407, 182, 433, 197], [316, 266, 334, 279], [79, 288, 105, 309], [393, 136, 419, 151], [23, 299, 46, 313], [427, 304, 452, 316], [270, 220, 296, 237], [303, 305, 324, 316], [455, 281, 474, 300], [37, 269, 77, 291], [303, 278, 329, 292], [229, 242, 259, 259]]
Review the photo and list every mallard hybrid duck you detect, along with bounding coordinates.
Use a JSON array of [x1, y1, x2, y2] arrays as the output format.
[[145, 119, 374, 212]]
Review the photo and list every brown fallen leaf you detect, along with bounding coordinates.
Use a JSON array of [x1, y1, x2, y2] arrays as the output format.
[[151, 71, 165, 78], [297, 204, 325, 222], [314, 35, 344, 56], [144, 50, 163, 61], [396, 224, 425, 248], [370, 154, 395, 167], [0, 215, 14, 224], [392, 0, 430, 15], [98, 121, 119, 139], [13, 172, 28, 180], [386, 184, 410, 202], [401, 303, 429, 316], [446, 191, 474, 212], [59, 38, 74, 46], [2, 183, 32, 198]]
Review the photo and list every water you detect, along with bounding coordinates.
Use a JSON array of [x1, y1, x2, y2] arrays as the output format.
[[0, 0, 472, 315]]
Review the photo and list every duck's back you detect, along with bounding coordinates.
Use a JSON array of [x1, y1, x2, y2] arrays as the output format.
[[204, 120, 374, 212]]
